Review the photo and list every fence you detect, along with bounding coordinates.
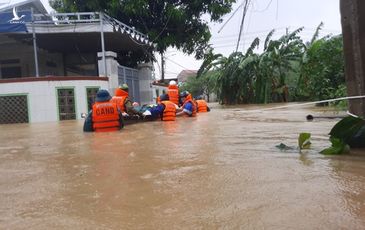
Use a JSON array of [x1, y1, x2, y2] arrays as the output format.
[[118, 65, 140, 103]]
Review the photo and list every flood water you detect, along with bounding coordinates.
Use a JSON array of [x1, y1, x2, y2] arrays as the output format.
[[1, 104, 365, 229]]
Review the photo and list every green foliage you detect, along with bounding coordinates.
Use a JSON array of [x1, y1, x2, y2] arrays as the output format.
[[50, 0, 237, 59], [198, 27, 305, 104], [329, 116, 365, 143], [320, 137, 349, 155], [297, 35, 345, 101], [321, 116, 365, 154], [275, 117, 365, 155], [180, 71, 217, 100], [298, 133, 311, 150], [197, 22, 345, 105]]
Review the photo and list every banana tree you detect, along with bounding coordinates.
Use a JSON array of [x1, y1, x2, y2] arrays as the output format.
[[259, 28, 304, 102]]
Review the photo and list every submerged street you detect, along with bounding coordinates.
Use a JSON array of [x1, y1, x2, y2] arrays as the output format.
[[1, 104, 365, 229]]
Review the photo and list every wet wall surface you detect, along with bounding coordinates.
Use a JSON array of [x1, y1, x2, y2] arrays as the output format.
[[1, 104, 365, 229]]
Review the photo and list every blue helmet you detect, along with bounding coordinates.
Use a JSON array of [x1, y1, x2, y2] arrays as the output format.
[[95, 89, 112, 102], [179, 91, 190, 98], [159, 93, 170, 101]]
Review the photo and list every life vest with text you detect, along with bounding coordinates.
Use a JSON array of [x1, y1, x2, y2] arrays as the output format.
[[92, 101, 120, 132]]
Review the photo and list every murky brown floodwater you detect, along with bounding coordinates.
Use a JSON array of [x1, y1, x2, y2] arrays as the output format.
[[1, 104, 365, 229]]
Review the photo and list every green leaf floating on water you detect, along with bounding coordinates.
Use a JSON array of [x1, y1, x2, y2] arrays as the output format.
[[298, 132, 311, 150], [329, 116, 365, 143], [320, 137, 350, 155], [320, 116, 365, 154], [275, 143, 294, 150]]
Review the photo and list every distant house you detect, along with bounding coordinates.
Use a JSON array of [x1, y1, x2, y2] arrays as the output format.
[[0, 0, 155, 124], [176, 70, 197, 83], [176, 69, 217, 102], [150, 78, 178, 102]]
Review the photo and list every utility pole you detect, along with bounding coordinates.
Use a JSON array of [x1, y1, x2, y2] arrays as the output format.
[[31, 8, 39, 77], [100, 12, 107, 77], [236, 0, 250, 52], [340, 0, 365, 117], [161, 54, 165, 81]]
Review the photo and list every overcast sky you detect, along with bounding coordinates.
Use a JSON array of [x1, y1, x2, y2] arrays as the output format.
[[158, 0, 342, 80]]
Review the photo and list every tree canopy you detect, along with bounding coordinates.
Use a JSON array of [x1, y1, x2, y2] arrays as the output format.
[[50, 0, 237, 59]]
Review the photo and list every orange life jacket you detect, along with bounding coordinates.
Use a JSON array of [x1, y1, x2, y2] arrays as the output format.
[[196, 99, 208, 112], [161, 101, 176, 121], [111, 88, 128, 112], [182, 95, 197, 117], [156, 96, 161, 104], [168, 85, 179, 106], [92, 101, 120, 132]]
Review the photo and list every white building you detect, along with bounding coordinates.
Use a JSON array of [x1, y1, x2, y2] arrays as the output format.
[[0, 0, 155, 124]]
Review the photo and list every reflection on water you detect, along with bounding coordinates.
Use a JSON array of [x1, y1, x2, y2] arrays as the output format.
[[0, 104, 365, 229]]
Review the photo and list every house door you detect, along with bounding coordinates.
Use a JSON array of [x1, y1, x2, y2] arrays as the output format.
[[57, 88, 76, 120]]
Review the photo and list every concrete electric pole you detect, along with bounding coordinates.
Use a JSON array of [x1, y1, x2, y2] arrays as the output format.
[[340, 0, 365, 117]]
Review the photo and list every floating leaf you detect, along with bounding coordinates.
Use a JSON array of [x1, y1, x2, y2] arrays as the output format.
[[329, 116, 365, 143], [320, 137, 349, 155], [298, 133, 311, 150], [275, 143, 294, 151]]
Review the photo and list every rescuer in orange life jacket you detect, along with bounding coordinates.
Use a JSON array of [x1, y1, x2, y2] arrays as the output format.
[[167, 80, 179, 106], [194, 95, 210, 112], [142, 94, 177, 121], [176, 91, 197, 117], [83, 89, 124, 132], [110, 83, 142, 117]]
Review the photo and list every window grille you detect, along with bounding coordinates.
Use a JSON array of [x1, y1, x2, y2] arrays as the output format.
[[0, 95, 29, 124]]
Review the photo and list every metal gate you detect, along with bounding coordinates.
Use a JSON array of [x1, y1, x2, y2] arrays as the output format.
[[0, 95, 29, 124], [57, 88, 76, 120], [86, 87, 99, 111], [118, 65, 140, 103]]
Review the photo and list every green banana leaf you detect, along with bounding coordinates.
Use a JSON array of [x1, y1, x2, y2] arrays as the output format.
[[298, 133, 311, 149]]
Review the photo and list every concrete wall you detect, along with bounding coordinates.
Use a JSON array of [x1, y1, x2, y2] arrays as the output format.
[[0, 79, 108, 123], [138, 63, 154, 105]]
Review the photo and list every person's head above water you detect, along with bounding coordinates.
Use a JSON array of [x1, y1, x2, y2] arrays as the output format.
[[95, 89, 112, 102]]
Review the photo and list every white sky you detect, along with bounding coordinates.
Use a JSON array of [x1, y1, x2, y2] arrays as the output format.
[[157, 0, 342, 80]]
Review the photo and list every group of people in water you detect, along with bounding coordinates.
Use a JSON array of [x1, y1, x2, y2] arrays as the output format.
[[83, 81, 210, 132]]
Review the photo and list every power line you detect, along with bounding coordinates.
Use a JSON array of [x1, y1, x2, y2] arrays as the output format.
[[218, 1, 246, 33], [164, 58, 199, 75], [211, 31, 333, 44], [252, 0, 274, 13], [211, 27, 340, 41]]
